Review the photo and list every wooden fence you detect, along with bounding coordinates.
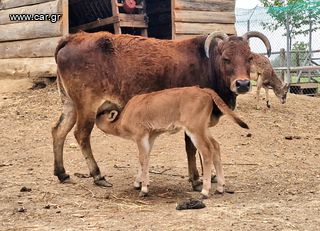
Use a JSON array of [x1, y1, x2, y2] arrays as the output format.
[[0, 0, 68, 79]]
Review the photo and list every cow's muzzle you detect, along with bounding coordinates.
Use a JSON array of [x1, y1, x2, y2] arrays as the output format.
[[235, 80, 251, 94]]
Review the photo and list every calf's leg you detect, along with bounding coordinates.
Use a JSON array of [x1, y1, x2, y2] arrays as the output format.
[[74, 111, 112, 187], [209, 137, 225, 194], [265, 87, 270, 108], [187, 132, 213, 198], [136, 135, 153, 197], [256, 76, 263, 110], [52, 100, 76, 182], [185, 133, 202, 191]]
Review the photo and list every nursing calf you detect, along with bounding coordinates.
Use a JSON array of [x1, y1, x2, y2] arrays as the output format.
[[95, 86, 249, 198]]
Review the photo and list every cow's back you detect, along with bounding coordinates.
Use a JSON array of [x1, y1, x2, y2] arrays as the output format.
[[56, 32, 209, 105]]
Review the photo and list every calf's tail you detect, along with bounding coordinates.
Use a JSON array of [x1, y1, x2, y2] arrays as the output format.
[[202, 88, 249, 129]]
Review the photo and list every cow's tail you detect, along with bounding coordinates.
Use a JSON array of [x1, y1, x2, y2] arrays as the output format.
[[202, 88, 249, 129]]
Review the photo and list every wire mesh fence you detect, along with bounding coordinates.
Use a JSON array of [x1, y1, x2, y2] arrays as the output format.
[[236, 4, 320, 96]]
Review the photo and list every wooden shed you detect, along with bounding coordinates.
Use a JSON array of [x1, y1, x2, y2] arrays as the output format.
[[0, 0, 235, 79]]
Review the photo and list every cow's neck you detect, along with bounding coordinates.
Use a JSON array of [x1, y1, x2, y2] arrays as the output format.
[[209, 65, 237, 110]]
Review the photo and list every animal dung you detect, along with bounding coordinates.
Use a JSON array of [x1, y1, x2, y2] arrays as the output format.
[[20, 186, 32, 192], [176, 199, 206, 210]]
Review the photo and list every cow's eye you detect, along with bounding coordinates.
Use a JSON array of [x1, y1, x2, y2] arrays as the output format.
[[248, 56, 253, 62], [223, 58, 231, 64]]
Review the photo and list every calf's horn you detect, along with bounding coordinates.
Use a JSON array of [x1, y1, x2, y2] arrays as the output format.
[[242, 31, 271, 57], [204, 31, 228, 58]]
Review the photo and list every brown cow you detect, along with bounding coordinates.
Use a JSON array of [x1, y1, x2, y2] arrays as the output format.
[[53, 31, 270, 189], [95, 86, 249, 198], [250, 53, 289, 109]]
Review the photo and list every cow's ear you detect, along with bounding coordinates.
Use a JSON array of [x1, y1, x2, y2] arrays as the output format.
[[107, 110, 119, 122]]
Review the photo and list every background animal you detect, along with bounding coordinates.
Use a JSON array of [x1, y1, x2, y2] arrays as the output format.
[[53, 31, 270, 190], [250, 53, 289, 109], [95, 86, 249, 198]]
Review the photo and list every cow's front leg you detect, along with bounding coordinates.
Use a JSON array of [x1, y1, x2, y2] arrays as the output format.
[[74, 112, 112, 187], [185, 133, 202, 191]]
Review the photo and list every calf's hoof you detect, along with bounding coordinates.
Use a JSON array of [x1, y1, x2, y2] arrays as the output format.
[[214, 189, 224, 195], [139, 191, 148, 197], [57, 173, 70, 183], [200, 190, 209, 199], [267, 101, 271, 108], [133, 181, 142, 190], [94, 176, 113, 187]]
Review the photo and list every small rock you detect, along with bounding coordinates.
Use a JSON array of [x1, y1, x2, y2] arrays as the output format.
[[20, 186, 32, 192], [17, 207, 26, 212], [69, 143, 78, 148], [17, 201, 23, 205], [285, 135, 293, 140], [44, 205, 51, 209], [56, 210, 61, 214], [72, 214, 85, 218], [246, 133, 252, 138]]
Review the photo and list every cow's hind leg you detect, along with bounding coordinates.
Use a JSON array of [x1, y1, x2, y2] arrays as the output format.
[[185, 133, 202, 191], [74, 111, 112, 187], [52, 100, 76, 182]]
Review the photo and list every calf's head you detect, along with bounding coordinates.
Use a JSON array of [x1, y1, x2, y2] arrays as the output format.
[[274, 83, 290, 104], [204, 31, 271, 95]]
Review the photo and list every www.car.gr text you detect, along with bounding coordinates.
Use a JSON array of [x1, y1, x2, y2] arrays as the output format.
[[9, 14, 62, 23]]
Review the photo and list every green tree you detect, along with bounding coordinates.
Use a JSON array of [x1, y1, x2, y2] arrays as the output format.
[[291, 41, 308, 66], [260, 0, 320, 38]]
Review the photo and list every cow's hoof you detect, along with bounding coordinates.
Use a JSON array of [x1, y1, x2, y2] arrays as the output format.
[[192, 184, 203, 192], [211, 175, 217, 183], [139, 191, 148, 197], [191, 179, 203, 192], [94, 177, 113, 187], [57, 173, 70, 183]]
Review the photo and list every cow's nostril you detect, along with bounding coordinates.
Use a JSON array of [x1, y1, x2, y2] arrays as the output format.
[[236, 80, 251, 93], [243, 80, 251, 87]]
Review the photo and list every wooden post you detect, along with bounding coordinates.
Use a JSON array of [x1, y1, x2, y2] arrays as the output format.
[[111, 0, 121, 34], [141, 0, 148, 37], [279, 48, 285, 81], [61, 0, 69, 35]]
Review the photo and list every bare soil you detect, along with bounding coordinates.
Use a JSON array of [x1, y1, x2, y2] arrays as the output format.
[[0, 79, 319, 231]]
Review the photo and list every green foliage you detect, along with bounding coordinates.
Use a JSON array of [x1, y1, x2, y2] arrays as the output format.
[[260, 0, 320, 37], [291, 41, 308, 66]]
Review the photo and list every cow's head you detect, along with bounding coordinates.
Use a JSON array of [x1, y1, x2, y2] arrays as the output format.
[[204, 31, 271, 95]]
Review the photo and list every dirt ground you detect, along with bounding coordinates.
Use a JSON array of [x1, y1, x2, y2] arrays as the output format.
[[0, 79, 319, 231]]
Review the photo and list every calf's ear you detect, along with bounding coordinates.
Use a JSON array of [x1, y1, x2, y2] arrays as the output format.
[[107, 110, 119, 122]]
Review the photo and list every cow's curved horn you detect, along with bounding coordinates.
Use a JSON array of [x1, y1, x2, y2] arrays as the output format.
[[204, 32, 228, 58], [242, 31, 271, 57]]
